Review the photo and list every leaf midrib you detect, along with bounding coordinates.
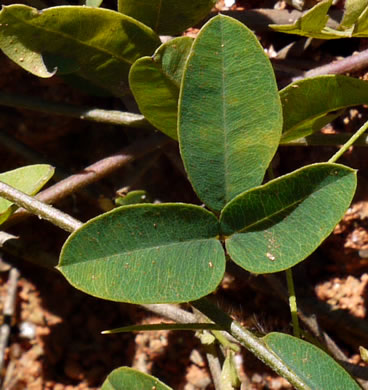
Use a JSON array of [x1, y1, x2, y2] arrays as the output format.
[[220, 18, 230, 205], [63, 236, 219, 266]]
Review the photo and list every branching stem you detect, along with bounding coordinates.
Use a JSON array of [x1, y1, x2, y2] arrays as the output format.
[[0, 179, 310, 389], [0, 181, 82, 232], [192, 298, 311, 390]]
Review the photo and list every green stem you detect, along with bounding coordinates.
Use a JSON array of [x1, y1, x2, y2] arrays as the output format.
[[329, 120, 368, 163], [192, 298, 311, 390], [212, 330, 240, 353], [0, 181, 82, 233], [0, 92, 152, 129], [285, 268, 301, 338]]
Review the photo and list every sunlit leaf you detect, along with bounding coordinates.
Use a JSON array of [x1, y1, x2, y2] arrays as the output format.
[[0, 5, 161, 96], [340, 0, 368, 30], [270, 0, 355, 39], [0, 164, 54, 225], [352, 5, 368, 35], [59, 204, 225, 304], [220, 163, 356, 273], [179, 15, 282, 212]]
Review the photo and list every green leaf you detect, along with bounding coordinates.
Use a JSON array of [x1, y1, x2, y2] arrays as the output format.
[[129, 37, 193, 140], [102, 322, 224, 334], [0, 164, 54, 225], [179, 15, 282, 212], [340, 0, 368, 30], [280, 75, 368, 143], [263, 333, 360, 389], [352, 5, 368, 35], [0, 5, 161, 96], [270, 0, 354, 39], [220, 350, 241, 389], [271, 0, 332, 36], [101, 367, 172, 390], [58, 204, 225, 304], [117, 0, 217, 35], [115, 190, 151, 206], [220, 163, 356, 274]]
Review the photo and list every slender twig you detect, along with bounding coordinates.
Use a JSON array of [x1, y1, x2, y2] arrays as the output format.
[[329, 120, 368, 163], [0, 181, 82, 232], [204, 343, 224, 390], [141, 304, 196, 324], [193, 308, 225, 390], [192, 298, 310, 390], [0, 92, 152, 129], [285, 269, 301, 338], [292, 48, 368, 82], [0, 130, 110, 211], [4, 133, 170, 227], [33, 134, 167, 204]]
